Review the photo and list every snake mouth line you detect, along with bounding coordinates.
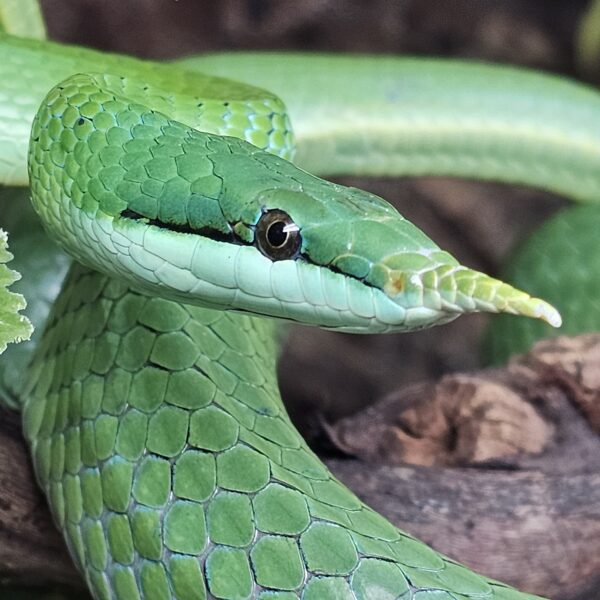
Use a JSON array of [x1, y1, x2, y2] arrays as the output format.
[[118, 208, 561, 327]]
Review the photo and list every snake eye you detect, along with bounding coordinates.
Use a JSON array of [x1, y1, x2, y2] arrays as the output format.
[[255, 209, 302, 260]]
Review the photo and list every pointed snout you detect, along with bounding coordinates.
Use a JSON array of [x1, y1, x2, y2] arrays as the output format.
[[375, 259, 562, 327], [301, 206, 561, 329], [259, 185, 561, 331]]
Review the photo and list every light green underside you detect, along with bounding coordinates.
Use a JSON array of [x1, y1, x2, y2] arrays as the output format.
[[3, 23, 598, 600]]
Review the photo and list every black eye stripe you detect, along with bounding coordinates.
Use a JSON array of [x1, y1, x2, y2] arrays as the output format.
[[119, 208, 247, 245], [120, 206, 303, 261], [255, 209, 302, 261]]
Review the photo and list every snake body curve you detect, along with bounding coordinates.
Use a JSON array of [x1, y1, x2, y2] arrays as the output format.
[[2, 28, 597, 600]]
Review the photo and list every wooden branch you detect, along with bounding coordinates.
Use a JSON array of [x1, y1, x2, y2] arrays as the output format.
[[326, 334, 600, 599], [328, 461, 600, 600], [0, 335, 599, 599], [0, 406, 84, 593]]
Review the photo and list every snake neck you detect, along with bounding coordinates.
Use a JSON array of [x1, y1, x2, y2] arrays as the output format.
[[21, 264, 542, 599]]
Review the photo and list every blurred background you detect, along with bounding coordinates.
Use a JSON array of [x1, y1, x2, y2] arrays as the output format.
[[4, 1, 600, 598]]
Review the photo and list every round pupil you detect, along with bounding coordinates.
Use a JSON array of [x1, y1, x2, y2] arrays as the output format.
[[266, 221, 288, 247]]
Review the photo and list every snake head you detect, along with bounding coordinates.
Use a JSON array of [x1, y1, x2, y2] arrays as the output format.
[[32, 103, 559, 334], [105, 161, 561, 333], [231, 185, 562, 333]]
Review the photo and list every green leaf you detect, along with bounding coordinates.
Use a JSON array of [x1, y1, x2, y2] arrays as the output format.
[[0, 228, 33, 354]]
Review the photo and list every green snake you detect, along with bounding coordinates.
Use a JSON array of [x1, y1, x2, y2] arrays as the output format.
[[3, 8, 600, 600]]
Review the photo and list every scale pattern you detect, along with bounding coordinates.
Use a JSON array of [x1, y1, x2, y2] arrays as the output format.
[[0, 33, 293, 185], [22, 265, 542, 600]]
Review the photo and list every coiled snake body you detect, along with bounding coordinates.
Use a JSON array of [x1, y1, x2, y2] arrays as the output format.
[[3, 20, 600, 600]]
